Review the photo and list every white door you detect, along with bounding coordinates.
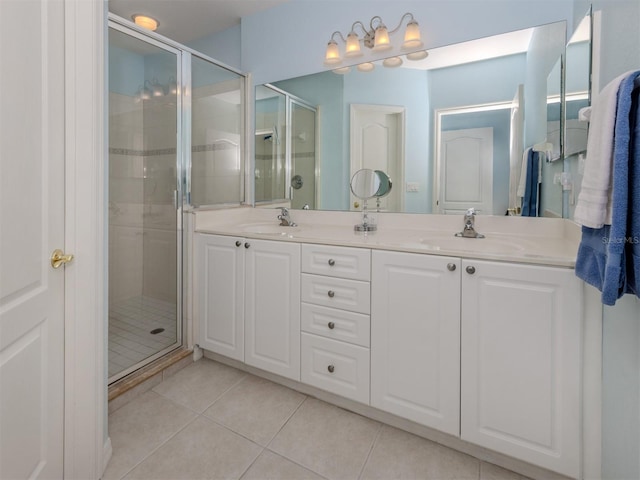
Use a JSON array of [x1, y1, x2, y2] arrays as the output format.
[[245, 239, 301, 380], [460, 260, 582, 478], [439, 127, 493, 214], [350, 105, 404, 212], [1, 1, 66, 478], [196, 234, 245, 361], [371, 251, 461, 435]]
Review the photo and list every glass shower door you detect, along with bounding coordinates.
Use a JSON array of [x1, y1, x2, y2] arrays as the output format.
[[108, 27, 182, 383]]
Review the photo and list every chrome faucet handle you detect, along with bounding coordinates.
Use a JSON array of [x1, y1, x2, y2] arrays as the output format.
[[464, 207, 477, 218], [279, 207, 289, 216]]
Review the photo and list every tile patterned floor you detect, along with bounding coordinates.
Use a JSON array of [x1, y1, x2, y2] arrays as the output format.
[[109, 296, 177, 378], [104, 358, 529, 480]]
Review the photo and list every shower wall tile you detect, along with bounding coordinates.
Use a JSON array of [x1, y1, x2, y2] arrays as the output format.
[[142, 228, 177, 304]]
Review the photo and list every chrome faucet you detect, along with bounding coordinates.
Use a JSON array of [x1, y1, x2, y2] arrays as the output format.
[[455, 208, 485, 238], [277, 207, 297, 227]]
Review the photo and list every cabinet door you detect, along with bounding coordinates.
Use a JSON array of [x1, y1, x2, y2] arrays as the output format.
[[195, 234, 245, 361], [245, 239, 301, 380], [371, 251, 461, 435], [461, 260, 582, 478]]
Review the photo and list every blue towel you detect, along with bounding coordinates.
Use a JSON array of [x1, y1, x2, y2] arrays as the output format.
[[521, 149, 540, 217], [625, 76, 640, 296], [575, 70, 640, 305]]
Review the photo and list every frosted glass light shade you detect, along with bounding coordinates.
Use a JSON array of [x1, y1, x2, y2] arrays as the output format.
[[402, 20, 423, 50], [333, 66, 351, 75], [373, 25, 392, 51], [324, 40, 342, 65], [406, 50, 429, 61], [132, 15, 159, 31], [357, 62, 375, 72], [345, 32, 363, 57], [383, 56, 403, 68]]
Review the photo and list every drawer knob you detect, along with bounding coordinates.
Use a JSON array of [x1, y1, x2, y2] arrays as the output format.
[[328, 259, 335, 266], [244, 242, 250, 249], [328, 321, 335, 330], [235, 240, 241, 247], [447, 263, 456, 271], [466, 265, 476, 275], [328, 290, 335, 298], [327, 365, 335, 373]]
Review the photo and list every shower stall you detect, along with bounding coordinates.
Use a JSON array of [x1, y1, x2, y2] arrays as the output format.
[[108, 17, 246, 383]]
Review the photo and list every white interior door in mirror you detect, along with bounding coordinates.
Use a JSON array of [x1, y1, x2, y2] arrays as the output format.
[[350, 105, 404, 212], [439, 127, 493, 214]]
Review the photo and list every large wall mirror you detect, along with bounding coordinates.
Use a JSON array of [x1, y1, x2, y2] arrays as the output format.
[[254, 20, 568, 216]]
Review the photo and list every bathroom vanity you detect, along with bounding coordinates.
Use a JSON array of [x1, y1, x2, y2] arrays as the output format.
[[192, 207, 585, 479]]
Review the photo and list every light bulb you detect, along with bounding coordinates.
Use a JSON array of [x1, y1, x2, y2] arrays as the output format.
[[333, 67, 351, 75]]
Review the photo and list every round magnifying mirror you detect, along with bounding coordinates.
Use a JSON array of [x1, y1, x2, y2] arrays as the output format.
[[374, 170, 392, 198], [350, 168, 381, 200]]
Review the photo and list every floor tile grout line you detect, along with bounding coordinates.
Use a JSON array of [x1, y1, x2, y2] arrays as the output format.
[[264, 395, 309, 450], [114, 408, 200, 480], [356, 422, 384, 480], [236, 446, 267, 480]]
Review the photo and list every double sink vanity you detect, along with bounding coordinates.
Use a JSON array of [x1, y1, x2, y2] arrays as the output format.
[[193, 207, 584, 479]]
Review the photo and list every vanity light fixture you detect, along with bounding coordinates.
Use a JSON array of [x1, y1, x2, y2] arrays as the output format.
[[132, 14, 159, 32], [324, 12, 427, 67]]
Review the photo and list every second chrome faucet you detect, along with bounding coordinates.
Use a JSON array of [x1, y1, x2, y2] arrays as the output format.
[[277, 207, 297, 227], [455, 207, 485, 238]]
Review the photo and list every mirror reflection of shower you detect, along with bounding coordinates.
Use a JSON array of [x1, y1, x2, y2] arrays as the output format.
[[255, 84, 318, 209]]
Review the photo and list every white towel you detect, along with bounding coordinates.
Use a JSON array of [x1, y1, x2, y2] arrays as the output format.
[[516, 148, 530, 198], [574, 71, 635, 228]]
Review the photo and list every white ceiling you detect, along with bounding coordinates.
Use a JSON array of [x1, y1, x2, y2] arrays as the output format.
[[108, 0, 291, 44]]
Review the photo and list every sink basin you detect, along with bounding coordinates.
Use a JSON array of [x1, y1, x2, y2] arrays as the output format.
[[240, 223, 301, 236], [419, 235, 526, 255]]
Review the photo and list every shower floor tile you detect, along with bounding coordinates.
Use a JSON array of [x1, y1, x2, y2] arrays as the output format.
[[109, 295, 177, 378]]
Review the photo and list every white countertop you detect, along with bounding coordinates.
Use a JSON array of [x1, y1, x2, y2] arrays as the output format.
[[192, 207, 580, 268]]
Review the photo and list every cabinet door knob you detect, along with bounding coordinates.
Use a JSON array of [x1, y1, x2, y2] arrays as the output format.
[[328, 321, 335, 330], [235, 240, 241, 247], [328, 259, 335, 266], [447, 263, 456, 271], [466, 265, 476, 275], [327, 290, 335, 298], [244, 242, 250, 249], [327, 365, 335, 373]]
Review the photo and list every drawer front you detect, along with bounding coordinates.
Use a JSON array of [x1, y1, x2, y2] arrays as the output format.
[[301, 333, 370, 404], [301, 244, 371, 281], [301, 303, 370, 347], [301, 274, 370, 314]]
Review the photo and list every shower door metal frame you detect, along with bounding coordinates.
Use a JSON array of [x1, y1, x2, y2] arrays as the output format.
[[107, 19, 185, 384]]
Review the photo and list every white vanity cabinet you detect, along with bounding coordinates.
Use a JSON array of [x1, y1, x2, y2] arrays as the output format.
[[195, 233, 301, 381], [195, 233, 245, 361], [460, 259, 582, 478], [244, 238, 301, 381], [370, 250, 462, 436], [300, 244, 371, 403]]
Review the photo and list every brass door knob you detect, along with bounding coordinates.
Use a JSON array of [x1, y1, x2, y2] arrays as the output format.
[[51, 249, 74, 269]]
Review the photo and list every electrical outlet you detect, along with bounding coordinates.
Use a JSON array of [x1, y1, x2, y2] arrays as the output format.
[[406, 182, 420, 192]]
